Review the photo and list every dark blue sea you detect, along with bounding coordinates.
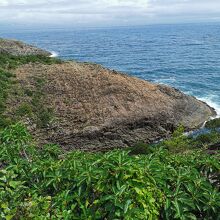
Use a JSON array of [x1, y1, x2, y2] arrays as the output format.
[[1, 23, 220, 115]]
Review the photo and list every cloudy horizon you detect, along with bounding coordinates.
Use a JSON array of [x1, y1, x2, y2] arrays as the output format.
[[1, 0, 220, 29]]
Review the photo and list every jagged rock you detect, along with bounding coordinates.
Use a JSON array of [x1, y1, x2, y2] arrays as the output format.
[[0, 38, 51, 56]]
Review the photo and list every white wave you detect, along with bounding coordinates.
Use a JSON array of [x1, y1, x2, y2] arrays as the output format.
[[50, 51, 58, 58], [198, 95, 220, 117]]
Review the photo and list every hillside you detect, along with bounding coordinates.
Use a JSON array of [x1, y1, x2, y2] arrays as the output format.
[[0, 39, 219, 219], [0, 38, 51, 56], [0, 38, 216, 151], [10, 61, 216, 151]]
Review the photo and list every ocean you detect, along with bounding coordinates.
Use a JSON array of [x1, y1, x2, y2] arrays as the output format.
[[1, 23, 220, 115]]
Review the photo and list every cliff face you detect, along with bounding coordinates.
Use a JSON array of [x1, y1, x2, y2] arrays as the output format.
[[0, 38, 51, 56], [12, 61, 216, 151]]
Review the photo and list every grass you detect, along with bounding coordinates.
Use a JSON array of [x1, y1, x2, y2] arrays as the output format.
[[0, 69, 15, 128], [10, 73, 55, 128], [29, 77, 54, 128], [0, 54, 60, 129], [0, 53, 62, 70], [16, 103, 33, 117]]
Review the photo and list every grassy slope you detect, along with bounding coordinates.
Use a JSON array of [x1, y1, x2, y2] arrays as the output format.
[[0, 54, 62, 130], [0, 54, 219, 219]]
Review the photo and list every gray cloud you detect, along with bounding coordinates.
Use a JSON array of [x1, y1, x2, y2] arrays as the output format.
[[0, 0, 220, 27]]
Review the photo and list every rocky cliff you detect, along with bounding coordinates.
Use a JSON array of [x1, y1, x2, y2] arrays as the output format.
[[1, 38, 216, 151], [12, 61, 216, 151], [0, 38, 51, 56]]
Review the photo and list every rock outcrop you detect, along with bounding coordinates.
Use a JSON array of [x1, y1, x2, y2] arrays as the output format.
[[12, 61, 216, 151], [1, 38, 215, 151], [0, 38, 51, 56]]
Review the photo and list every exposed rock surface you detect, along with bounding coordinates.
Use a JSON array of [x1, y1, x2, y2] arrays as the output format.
[[12, 61, 216, 151], [0, 38, 51, 56]]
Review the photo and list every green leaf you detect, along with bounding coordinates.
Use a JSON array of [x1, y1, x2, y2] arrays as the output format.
[[124, 199, 132, 214]]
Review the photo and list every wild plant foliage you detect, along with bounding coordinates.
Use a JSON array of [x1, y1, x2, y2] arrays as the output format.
[[0, 54, 62, 70], [0, 124, 219, 219], [0, 54, 63, 131]]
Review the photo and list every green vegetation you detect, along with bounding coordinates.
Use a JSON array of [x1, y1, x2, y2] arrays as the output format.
[[0, 69, 14, 128], [30, 77, 54, 128], [205, 118, 220, 129], [0, 54, 62, 70], [0, 53, 219, 219], [0, 123, 219, 219], [0, 54, 60, 130], [16, 103, 33, 117], [195, 131, 220, 146], [162, 125, 191, 153], [9, 81, 54, 129]]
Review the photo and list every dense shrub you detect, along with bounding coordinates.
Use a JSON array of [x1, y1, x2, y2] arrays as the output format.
[[0, 124, 219, 219], [129, 142, 155, 155], [205, 118, 220, 129], [195, 131, 220, 145], [162, 126, 192, 153]]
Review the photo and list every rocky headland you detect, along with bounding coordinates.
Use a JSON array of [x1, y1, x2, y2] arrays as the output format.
[[0, 38, 216, 151], [0, 38, 51, 56]]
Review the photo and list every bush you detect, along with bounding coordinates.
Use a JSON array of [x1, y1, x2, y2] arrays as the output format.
[[144, 149, 220, 219], [162, 126, 192, 153], [205, 118, 220, 129], [129, 142, 155, 155], [40, 144, 62, 159], [195, 131, 220, 145], [0, 124, 219, 219]]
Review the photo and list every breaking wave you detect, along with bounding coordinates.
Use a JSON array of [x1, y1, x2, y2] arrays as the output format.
[[198, 95, 220, 117], [50, 51, 58, 58]]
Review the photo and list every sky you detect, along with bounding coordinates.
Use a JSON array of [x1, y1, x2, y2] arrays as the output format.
[[0, 0, 220, 28]]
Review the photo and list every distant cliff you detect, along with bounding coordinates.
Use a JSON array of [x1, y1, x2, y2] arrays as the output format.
[[0, 38, 51, 56], [1, 38, 216, 151]]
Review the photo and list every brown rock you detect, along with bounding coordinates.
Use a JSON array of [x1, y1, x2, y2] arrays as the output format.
[[12, 61, 216, 151]]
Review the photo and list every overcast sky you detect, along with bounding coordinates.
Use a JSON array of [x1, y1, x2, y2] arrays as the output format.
[[1, 0, 220, 28]]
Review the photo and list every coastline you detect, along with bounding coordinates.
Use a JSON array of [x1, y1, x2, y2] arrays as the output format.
[[48, 50, 220, 120], [0, 38, 218, 151], [198, 96, 220, 117]]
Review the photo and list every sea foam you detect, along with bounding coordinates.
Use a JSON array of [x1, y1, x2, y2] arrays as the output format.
[[50, 51, 58, 58], [198, 95, 220, 117]]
